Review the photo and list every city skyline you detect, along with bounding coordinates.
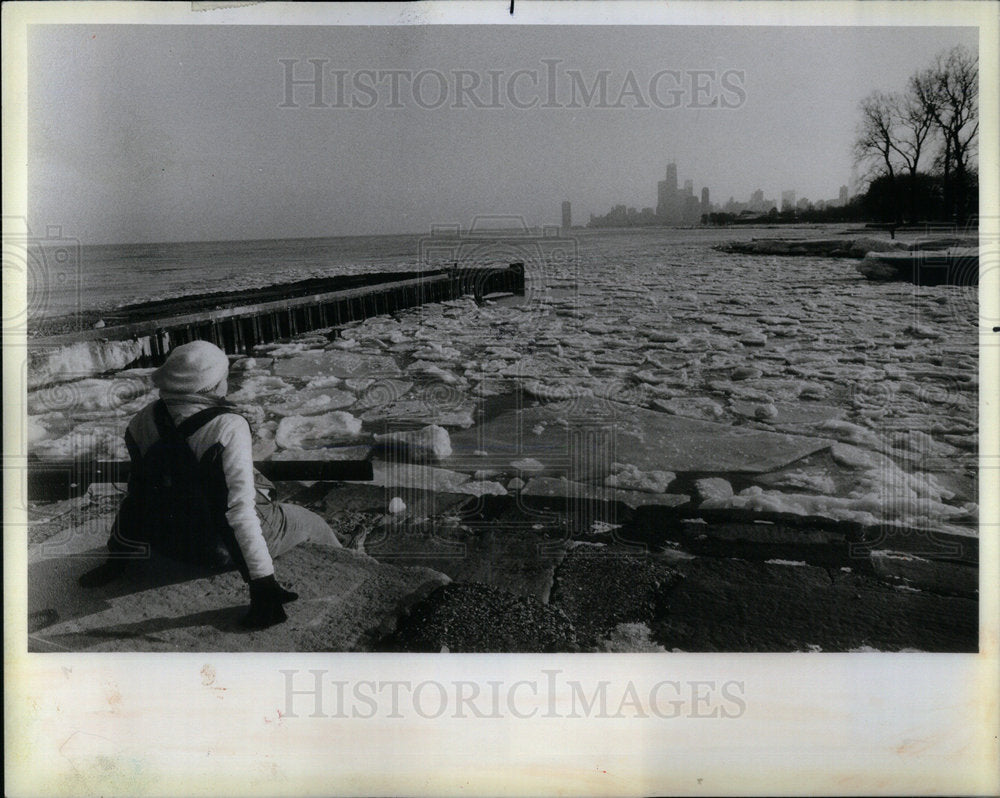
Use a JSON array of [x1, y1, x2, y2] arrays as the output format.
[[587, 160, 853, 228]]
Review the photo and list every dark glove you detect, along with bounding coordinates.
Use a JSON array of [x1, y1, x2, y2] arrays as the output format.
[[240, 574, 299, 629]]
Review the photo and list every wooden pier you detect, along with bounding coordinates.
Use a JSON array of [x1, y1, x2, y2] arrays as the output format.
[[31, 264, 525, 369]]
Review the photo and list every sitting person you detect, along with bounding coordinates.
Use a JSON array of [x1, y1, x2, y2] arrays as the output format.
[[78, 340, 340, 629]]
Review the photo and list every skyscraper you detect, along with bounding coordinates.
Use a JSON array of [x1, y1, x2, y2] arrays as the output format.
[[657, 162, 680, 225], [701, 186, 710, 214], [839, 185, 849, 206], [561, 201, 572, 229]]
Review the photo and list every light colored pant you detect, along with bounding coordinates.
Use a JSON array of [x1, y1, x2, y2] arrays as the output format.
[[257, 502, 340, 558]]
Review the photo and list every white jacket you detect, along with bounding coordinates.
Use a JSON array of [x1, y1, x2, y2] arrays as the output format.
[[126, 395, 275, 580]]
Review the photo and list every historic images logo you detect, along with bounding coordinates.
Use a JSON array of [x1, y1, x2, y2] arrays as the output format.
[[279, 60, 746, 111]]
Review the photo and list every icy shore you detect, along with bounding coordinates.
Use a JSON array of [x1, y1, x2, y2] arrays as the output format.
[[25, 235, 979, 651]]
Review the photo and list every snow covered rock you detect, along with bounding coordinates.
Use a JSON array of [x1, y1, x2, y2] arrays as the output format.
[[604, 463, 675, 493], [374, 424, 452, 462], [693, 477, 734, 504], [28, 340, 146, 389], [275, 412, 363, 449], [269, 388, 358, 416], [388, 497, 407, 514]]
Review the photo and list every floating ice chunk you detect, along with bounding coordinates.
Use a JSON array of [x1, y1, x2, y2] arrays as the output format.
[[327, 338, 361, 350], [269, 388, 357, 416], [472, 378, 518, 397], [369, 462, 470, 493], [407, 361, 460, 384], [273, 351, 401, 380], [889, 429, 959, 457], [228, 376, 293, 404], [507, 477, 525, 491], [652, 396, 725, 421], [28, 376, 153, 416], [456, 480, 507, 497], [28, 340, 146, 389], [706, 380, 773, 403], [374, 424, 452, 461], [829, 443, 884, 470], [765, 559, 807, 567], [693, 477, 734, 503], [604, 463, 675, 493], [270, 445, 372, 461], [230, 357, 273, 372], [411, 343, 462, 362], [307, 376, 343, 389], [31, 420, 129, 461], [633, 370, 668, 385], [352, 379, 413, 409], [360, 399, 475, 429], [903, 324, 941, 340], [796, 383, 828, 400], [522, 380, 593, 402], [275, 411, 363, 449], [27, 416, 52, 444], [817, 420, 883, 449], [756, 468, 837, 494], [511, 457, 545, 473], [259, 341, 322, 358], [251, 435, 277, 461], [754, 404, 779, 421]]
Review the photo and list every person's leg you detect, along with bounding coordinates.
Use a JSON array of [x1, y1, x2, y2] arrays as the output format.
[[79, 496, 147, 588], [257, 501, 340, 559], [280, 503, 342, 548]]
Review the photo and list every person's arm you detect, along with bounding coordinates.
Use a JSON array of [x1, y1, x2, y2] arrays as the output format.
[[215, 416, 275, 580], [213, 416, 298, 628]]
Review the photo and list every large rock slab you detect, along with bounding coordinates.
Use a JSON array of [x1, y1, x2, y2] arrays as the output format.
[[449, 397, 833, 478], [28, 514, 449, 652], [651, 557, 977, 652]]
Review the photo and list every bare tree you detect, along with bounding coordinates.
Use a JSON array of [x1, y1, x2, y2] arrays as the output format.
[[891, 92, 937, 222], [854, 90, 901, 223], [911, 45, 979, 223]]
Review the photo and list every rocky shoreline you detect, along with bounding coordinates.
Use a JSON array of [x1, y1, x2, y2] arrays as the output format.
[[28, 478, 977, 652], [713, 234, 976, 258]]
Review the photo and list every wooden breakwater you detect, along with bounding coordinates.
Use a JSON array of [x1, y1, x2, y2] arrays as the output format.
[[29, 264, 524, 383]]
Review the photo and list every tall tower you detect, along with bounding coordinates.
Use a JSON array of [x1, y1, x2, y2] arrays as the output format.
[[666, 162, 678, 193], [561, 201, 572, 229], [657, 162, 680, 224], [701, 186, 710, 214]]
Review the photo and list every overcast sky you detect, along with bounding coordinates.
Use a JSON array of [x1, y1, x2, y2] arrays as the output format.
[[28, 24, 977, 244]]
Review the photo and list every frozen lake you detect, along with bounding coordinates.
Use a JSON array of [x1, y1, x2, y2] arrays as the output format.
[[27, 226, 978, 537]]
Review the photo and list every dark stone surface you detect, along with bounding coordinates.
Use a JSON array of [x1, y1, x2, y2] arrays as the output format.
[[549, 547, 681, 648], [651, 558, 977, 652], [380, 582, 578, 653]]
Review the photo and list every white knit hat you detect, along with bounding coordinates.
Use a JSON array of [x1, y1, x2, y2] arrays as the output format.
[[152, 341, 230, 394]]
